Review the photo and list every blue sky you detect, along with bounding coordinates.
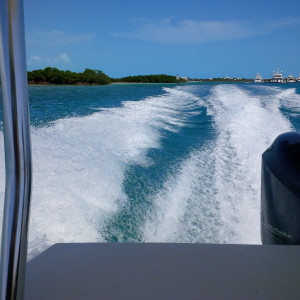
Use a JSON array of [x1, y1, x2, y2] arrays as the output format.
[[24, 0, 300, 79]]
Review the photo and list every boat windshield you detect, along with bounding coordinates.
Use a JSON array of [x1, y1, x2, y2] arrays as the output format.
[[1, 0, 300, 262]]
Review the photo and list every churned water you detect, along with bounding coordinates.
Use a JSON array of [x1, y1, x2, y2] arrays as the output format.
[[0, 82, 299, 259]]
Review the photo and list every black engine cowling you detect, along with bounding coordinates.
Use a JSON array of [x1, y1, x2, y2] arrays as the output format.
[[261, 132, 300, 244]]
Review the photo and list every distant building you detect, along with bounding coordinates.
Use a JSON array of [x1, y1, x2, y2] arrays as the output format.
[[180, 77, 189, 82]]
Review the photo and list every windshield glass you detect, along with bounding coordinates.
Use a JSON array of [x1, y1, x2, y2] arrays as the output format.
[[1, 0, 300, 260]]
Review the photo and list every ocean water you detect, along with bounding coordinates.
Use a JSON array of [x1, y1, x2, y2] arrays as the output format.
[[0, 82, 300, 259]]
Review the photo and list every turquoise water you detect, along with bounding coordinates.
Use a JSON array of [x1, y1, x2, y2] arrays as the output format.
[[1, 82, 300, 258]]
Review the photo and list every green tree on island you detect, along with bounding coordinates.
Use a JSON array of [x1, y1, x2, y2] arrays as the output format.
[[113, 74, 186, 83], [28, 67, 111, 85], [27, 67, 185, 85]]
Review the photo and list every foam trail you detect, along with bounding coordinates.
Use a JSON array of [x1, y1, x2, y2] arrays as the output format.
[[143, 84, 293, 244], [274, 87, 300, 112], [0, 87, 200, 259]]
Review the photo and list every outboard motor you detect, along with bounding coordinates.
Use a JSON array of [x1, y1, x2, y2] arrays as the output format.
[[261, 132, 300, 244]]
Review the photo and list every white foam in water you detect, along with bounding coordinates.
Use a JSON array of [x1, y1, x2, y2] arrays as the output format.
[[0, 87, 200, 259], [0, 84, 298, 259], [274, 87, 300, 113], [143, 84, 293, 244]]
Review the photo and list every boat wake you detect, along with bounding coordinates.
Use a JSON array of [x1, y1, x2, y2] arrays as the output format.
[[15, 87, 199, 259], [143, 84, 293, 244], [0, 84, 298, 259]]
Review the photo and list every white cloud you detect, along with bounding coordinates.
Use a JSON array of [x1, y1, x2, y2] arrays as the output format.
[[27, 53, 72, 69], [265, 17, 300, 30], [27, 30, 95, 46], [58, 53, 71, 63], [115, 17, 300, 45]]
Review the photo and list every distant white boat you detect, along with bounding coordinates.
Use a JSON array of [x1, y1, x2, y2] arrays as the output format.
[[254, 73, 262, 83], [286, 75, 296, 83], [271, 70, 284, 83]]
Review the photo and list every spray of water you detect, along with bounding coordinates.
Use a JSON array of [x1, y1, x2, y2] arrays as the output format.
[[0, 87, 199, 259], [0, 84, 298, 259], [143, 84, 294, 244]]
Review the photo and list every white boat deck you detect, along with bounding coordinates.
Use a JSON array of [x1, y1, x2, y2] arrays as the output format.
[[25, 243, 300, 300]]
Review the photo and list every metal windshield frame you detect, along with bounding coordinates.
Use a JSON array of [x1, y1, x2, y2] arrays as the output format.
[[0, 0, 32, 299]]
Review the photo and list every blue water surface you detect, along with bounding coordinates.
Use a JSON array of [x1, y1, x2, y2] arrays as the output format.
[[1, 82, 300, 255]]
